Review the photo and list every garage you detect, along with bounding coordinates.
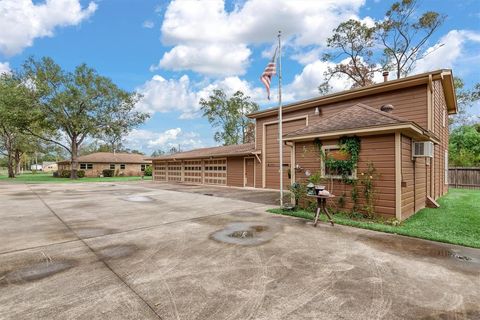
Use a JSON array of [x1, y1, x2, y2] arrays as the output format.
[[149, 143, 256, 187]]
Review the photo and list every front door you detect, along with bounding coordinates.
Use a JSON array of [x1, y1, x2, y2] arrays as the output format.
[[244, 158, 255, 187]]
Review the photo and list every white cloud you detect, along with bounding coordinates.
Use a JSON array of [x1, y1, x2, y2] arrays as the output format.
[[414, 30, 480, 74], [0, 62, 10, 75], [135, 74, 199, 119], [135, 74, 267, 119], [124, 128, 204, 153], [153, 43, 251, 76], [142, 20, 155, 29], [157, 0, 366, 76], [0, 0, 97, 56]]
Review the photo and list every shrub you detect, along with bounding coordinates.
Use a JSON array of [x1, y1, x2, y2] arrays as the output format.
[[53, 171, 59, 178], [77, 170, 85, 178], [60, 170, 71, 178], [102, 169, 115, 177], [144, 166, 152, 176]]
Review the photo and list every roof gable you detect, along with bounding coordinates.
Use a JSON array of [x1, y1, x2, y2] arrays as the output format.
[[248, 69, 457, 118], [284, 103, 410, 139]]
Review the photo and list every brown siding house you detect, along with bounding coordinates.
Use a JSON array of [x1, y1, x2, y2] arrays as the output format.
[[57, 152, 150, 177], [150, 69, 457, 220]]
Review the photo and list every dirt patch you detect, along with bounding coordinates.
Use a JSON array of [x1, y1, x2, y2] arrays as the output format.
[[210, 222, 280, 246], [97, 244, 138, 260], [0, 259, 76, 285]]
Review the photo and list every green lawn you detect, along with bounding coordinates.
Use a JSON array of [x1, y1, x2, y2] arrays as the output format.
[[0, 172, 152, 184], [268, 188, 480, 248]]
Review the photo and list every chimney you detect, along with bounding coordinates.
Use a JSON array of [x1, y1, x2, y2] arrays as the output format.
[[382, 71, 389, 82], [380, 104, 394, 113]]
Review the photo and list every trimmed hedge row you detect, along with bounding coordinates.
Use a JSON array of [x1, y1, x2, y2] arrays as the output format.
[[54, 170, 85, 178]]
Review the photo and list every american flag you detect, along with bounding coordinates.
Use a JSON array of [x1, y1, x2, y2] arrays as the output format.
[[260, 48, 277, 100]]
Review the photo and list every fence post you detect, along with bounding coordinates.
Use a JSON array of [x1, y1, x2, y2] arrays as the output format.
[[455, 167, 458, 188]]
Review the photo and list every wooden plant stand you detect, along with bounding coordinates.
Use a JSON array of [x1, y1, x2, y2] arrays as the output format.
[[308, 194, 335, 227]]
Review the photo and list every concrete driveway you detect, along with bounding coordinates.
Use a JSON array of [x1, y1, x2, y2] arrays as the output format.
[[0, 182, 479, 320]]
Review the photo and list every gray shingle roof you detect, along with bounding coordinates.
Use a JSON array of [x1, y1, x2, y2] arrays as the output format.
[[149, 143, 256, 160]]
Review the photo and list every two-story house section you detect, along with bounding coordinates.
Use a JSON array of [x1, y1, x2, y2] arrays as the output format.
[[150, 69, 457, 221]]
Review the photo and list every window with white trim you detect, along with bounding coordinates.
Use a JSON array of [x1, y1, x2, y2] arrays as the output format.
[[120, 164, 126, 169], [110, 164, 115, 170], [321, 145, 356, 179], [80, 163, 93, 170]]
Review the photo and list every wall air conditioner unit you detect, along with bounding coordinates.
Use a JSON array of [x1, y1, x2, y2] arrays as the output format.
[[412, 141, 434, 157]]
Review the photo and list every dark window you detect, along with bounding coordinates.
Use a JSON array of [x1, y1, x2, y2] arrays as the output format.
[[87, 163, 93, 170], [120, 164, 126, 169], [110, 164, 115, 170], [141, 164, 146, 171], [323, 148, 353, 178], [80, 163, 86, 170]]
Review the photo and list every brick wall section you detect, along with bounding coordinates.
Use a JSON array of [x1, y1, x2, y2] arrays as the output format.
[[58, 163, 145, 177]]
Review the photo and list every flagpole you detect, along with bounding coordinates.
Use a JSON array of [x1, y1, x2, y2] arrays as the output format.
[[277, 30, 283, 207]]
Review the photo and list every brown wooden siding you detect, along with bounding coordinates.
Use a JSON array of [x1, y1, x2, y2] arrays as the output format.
[[255, 85, 428, 151], [227, 157, 244, 187], [294, 134, 396, 217], [264, 118, 306, 189], [433, 80, 449, 199], [401, 135, 427, 220]]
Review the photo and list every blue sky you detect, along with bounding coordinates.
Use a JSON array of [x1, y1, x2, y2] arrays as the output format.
[[0, 0, 479, 155]]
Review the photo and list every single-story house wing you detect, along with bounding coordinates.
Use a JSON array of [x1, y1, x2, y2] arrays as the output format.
[[57, 152, 150, 177]]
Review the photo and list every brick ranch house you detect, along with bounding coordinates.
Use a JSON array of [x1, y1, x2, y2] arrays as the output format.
[[57, 152, 150, 177], [151, 69, 457, 221]]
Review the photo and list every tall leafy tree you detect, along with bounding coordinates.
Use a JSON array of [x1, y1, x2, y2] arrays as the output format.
[[320, 0, 445, 91], [0, 73, 36, 178], [22, 57, 149, 178], [320, 19, 379, 91], [200, 89, 259, 145], [376, 0, 446, 78]]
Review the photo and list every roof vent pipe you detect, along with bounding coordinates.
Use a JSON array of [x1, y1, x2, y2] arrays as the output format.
[[382, 71, 389, 82], [380, 104, 394, 113]]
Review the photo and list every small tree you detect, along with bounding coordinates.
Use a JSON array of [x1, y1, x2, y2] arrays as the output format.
[[200, 89, 259, 145], [22, 57, 149, 179], [376, 0, 446, 78], [450, 78, 480, 129], [449, 125, 480, 166]]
